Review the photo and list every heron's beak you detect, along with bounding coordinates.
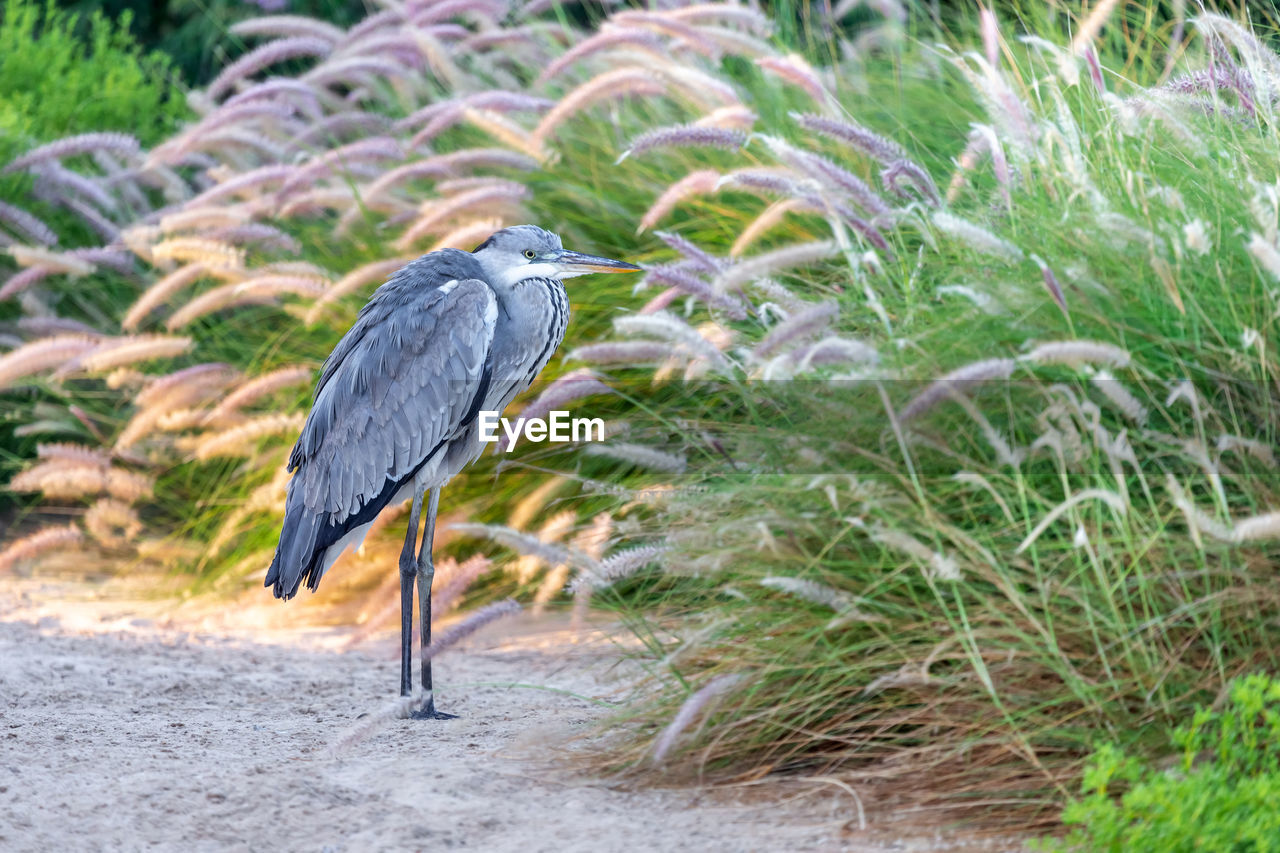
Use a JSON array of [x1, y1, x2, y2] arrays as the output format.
[[550, 249, 642, 277]]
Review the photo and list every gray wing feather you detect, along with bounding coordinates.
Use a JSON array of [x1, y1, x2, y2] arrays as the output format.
[[295, 278, 497, 519], [268, 250, 498, 600]]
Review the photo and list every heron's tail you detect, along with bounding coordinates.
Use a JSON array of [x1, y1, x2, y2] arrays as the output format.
[[265, 484, 326, 600]]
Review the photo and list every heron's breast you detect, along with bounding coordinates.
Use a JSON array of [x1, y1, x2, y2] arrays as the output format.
[[518, 276, 570, 381]]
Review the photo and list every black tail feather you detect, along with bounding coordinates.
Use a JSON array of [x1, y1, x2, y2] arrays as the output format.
[[266, 487, 325, 600], [268, 444, 449, 600]]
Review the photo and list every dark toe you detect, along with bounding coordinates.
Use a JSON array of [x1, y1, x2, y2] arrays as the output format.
[[409, 703, 457, 721]]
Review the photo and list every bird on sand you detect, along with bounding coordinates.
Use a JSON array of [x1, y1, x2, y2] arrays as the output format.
[[265, 225, 640, 718]]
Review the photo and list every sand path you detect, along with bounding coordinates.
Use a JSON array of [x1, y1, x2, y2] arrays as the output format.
[[0, 583, 846, 852], [0, 581, 1019, 852]]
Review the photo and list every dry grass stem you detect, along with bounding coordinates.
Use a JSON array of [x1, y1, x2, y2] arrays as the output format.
[[0, 525, 85, 573], [900, 358, 1017, 421], [424, 599, 521, 660], [652, 673, 746, 764], [194, 413, 306, 460]]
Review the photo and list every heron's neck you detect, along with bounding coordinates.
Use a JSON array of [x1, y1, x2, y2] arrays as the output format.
[[492, 263, 560, 289]]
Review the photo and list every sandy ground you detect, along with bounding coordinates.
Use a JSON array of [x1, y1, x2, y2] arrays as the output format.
[[0, 579, 1025, 852]]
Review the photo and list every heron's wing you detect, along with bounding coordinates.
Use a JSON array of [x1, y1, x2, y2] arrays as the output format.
[[293, 277, 497, 518], [267, 276, 496, 599], [294, 255, 467, 469]]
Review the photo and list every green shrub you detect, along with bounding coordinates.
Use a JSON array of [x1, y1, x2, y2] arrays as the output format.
[[0, 0, 185, 150], [1045, 675, 1280, 852], [57, 0, 372, 87]]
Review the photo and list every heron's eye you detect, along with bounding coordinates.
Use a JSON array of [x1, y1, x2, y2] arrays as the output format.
[[523, 249, 537, 260]]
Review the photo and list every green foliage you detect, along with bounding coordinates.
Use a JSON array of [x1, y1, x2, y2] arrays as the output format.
[[54, 0, 371, 86], [0, 0, 185, 149], [1044, 675, 1280, 852]]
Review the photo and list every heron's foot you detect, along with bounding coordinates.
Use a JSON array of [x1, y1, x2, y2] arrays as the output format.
[[409, 706, 457, 721], [409, 697, 457, 720]]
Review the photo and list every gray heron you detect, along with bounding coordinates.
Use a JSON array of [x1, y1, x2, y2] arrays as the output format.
[[265, 225, 640, 718]]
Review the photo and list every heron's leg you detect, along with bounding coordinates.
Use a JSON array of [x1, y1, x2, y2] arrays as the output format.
[[411, 486, 455, 720], [398, 486, 424, 698]]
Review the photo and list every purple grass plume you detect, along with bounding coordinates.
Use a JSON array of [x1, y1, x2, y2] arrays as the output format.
[[0, 202, 58, 246], [645, 265, 749, 319], [431, 555, 494, 618], [3, 133, 139, 174], [590, 543, 668, 587], [424, 599, 522, 660], [880, 159, 940, 206], [653, 672, 746, 764], [1030, 254, 1070, 318], [654, 231, 725, 274], [900, 358, 1018, 422], [791, 112, 908, 165], [617, 125, 748, 163], [206, 36, 333, 102], [754, 301, 838, 358]]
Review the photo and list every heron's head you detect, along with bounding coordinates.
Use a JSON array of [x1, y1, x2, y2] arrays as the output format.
[[471, 225, 640, 290]]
